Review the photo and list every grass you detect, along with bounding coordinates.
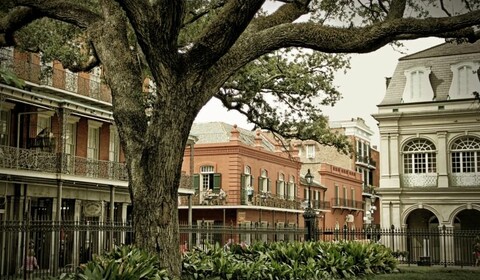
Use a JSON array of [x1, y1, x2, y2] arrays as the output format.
[[369, 266, 480, 280]]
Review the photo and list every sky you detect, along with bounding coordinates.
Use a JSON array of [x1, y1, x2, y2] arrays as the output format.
[[194, 2, 446, 146], [195, 37, 444, 146]]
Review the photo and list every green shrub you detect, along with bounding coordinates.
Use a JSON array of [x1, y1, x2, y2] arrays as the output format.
[[59, 245, 170, 280], [182, 241, 398, 279]]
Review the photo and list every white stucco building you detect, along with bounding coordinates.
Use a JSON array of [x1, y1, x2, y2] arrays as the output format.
[[373, 41, 480, 261]]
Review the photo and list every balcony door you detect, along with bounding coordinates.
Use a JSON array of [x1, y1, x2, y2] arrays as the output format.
[[64, 117, 79, 174], [87, 120, 101, 177]]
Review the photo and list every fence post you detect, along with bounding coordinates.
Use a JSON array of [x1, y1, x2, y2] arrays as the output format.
[[442, 225, 447, 268], [390, 224, 395, 253]]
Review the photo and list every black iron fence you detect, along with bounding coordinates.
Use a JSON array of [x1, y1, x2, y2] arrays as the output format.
[[0, 221, 478, 279]]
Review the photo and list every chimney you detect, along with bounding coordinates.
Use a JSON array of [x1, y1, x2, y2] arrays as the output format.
[[230, 124, 240, 143], [254, 129, 263, 149], [385, 77, 392, 89]]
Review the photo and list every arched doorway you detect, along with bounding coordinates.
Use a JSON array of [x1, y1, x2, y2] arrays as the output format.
[[453, 209, 480, 265], [406, 209, 440, 264]]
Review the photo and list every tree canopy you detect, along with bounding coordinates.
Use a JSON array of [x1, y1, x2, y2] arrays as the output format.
[[2, 0, 480, 276]]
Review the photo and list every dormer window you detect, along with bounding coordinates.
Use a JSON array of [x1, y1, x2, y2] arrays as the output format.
[[402, 66, 434, 103], [448, 62, 480, 99]]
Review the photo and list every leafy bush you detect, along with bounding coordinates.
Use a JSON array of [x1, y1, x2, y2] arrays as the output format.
[[182, 241, 398, 279], [59, 245, 170, 280]]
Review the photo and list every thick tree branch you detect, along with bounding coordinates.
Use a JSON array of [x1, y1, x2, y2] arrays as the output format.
[[14, 0, 102, 28], [205, 8, 480, 101], [0, 6, 41, 46], [186, 0, 265, 71], [250, 0, 311, 31]]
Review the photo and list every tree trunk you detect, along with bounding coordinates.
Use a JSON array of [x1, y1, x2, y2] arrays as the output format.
[[127, 81, 200, 277]]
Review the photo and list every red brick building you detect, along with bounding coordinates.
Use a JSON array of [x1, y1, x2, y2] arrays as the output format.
[[180, 123, 305, 244]]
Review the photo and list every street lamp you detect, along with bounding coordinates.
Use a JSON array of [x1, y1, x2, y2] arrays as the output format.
[[303, 169, 316, 241]]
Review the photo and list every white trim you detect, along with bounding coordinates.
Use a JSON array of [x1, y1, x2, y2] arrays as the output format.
[[88, 119, 103, 129], [448, 61, 480, 99]]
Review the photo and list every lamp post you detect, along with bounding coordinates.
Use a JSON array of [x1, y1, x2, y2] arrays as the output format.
[[303, 169, 316, 241]]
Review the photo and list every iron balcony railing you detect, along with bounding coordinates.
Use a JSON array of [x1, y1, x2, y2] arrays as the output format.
[[449, 173, 480, 187], [180, 190, 305, 210], [0, 52, 112, 103], [401, 173, 438, 188], [0, 145, 128, 181], [331, 198, 364, 210], [355, 155, 377, 168]]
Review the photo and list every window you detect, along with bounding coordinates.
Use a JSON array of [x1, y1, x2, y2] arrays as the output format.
[[287, 176, 295, 200], [350, 188, 355, 208], [343, 186, 347, 207], [87, 120, 102, 177], [403, 67, 434, 103], [306, 144, 315, 159], [242, 166, 253, 204], [403, 139, 437, 174], [201, 165, 215, 190], [449, 62, 480, 99], [334, 185, 340, 206], [64, 116, 79, 173], [87, 121, 102, 160], [0, 102, 14, 146], [277, 173, 285, 198], [109, 125, 120, 162], [259, 169, 269, 193], [451, 136, 480, 173]]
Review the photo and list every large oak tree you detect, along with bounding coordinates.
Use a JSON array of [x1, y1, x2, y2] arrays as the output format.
[[1, 0, 480, 276]]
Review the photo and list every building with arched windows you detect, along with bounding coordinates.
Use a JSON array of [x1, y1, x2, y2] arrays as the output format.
[[373, 41, 480, 262]]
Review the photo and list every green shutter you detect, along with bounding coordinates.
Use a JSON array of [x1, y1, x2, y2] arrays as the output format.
[[293, 183, 296, 199], [240, 174, 246, 205], [267, 179, 271, 193], [193, 174, 200, 193], [213, 173, 221, 191], [258, 177, 262, 192], [250, 176, 254, 190], [276, 181, 280, 196]]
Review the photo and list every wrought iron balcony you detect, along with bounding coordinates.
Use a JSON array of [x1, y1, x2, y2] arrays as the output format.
[[179, 190, 304, 210], [310, 199, 330, 210], [0, 52, 112, 103], [449, 173, 480, 187], [355, 155, 376, 168], [331, 198, 364, 210], [0, 145, 127, 181], [401, 173, 438, 188]]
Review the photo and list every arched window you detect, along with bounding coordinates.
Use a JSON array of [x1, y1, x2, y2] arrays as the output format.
[[451, 137, 480, 173], [403, 139, 437, 174]]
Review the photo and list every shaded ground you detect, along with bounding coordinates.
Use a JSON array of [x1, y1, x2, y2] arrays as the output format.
[[370, 265, 480, 280]]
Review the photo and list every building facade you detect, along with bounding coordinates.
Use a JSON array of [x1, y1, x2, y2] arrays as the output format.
[[0, 48, 194, 273], [180, 122, 307, 245], [291, 118, 380, 230], [373, 41, 480, 262]]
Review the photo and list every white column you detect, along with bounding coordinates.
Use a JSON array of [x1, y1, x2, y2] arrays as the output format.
[[436, 131, 449, 188]]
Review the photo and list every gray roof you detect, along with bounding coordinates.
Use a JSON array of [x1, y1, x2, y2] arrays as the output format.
[[379, 41, 480, 106], [190, 122, 276, 152]]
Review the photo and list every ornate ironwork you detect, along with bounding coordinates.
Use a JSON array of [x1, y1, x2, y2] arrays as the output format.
[[450, 173, 480, 187], [401, 173, 438, 187], [0, 145, 128, 181]]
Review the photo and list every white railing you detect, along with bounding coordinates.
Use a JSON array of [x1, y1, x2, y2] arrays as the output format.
[[401, 173, 438, 187], [449, 173, 480, 187]]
